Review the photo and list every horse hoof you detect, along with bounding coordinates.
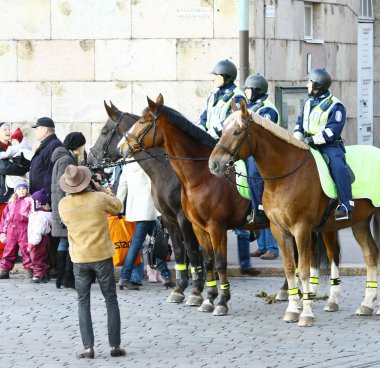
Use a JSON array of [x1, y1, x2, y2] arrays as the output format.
[[298, 316, 315, 327], [166, 291, 185, 304], [324, 302, 339, 312], [355, 305, 374, 316], [275, 289, 288, 301], [283, 311, 299, 323], [186, 294, 203, 307], [213, 305, 229, 316], [198, 299, 214, 313]]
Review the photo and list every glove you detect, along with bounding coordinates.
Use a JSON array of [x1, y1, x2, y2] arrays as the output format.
[[293, 131, 304, 141], [0, 233, 6, 243], [304, 136, 316, 149]]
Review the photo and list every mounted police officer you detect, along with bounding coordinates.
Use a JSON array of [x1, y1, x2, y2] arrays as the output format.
[[244, 74, 279, 227], [197, 59, 246, 138], [197, 60, 260, 276], [293, 68, 353, 221]]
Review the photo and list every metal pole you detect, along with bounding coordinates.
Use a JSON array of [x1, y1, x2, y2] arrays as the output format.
[[239, 0, 249, 88]]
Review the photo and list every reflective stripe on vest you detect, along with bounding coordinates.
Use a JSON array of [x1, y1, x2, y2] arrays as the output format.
[[206, 87, 246, 134], [256, 99, 280, 125], [302, 94, 341, 135]]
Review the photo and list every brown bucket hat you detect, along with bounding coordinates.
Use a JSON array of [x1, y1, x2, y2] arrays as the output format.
[[59, 165, 91, 194]]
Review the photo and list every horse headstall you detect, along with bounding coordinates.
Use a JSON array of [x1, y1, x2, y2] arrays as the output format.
[[122, 110, 160, 156], [215, 114, 255, 170]]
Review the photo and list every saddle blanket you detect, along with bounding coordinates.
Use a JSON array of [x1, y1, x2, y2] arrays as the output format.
[[234, 160, 251, 200], [311, 145, 380, 207]]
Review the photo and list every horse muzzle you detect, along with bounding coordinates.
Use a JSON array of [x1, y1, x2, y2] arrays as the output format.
[[209, 158, 225, 177]]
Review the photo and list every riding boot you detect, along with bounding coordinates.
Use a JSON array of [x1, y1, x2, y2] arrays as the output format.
[[62, 251, 75, 289], [56, 251, 67, 289]]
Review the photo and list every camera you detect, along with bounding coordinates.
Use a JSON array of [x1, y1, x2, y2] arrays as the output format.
[[91, 173, 102, 185]]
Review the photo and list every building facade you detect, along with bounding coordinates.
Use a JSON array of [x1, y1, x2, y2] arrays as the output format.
[[0, 0, 378, 147]]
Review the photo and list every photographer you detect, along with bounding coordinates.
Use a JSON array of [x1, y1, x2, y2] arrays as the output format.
[[51, 132, 86, 289], [58, 165, 125, 359]]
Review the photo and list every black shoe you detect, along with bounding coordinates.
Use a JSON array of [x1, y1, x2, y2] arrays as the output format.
[[334, 204, 352, 221], [132, 281, 143, 286], [31, 275, 49, 284], [240, 268, 261, 276], [76, 347, 94, 359], [110, 346, 126, 357], [253, 213, 269, 226], [0, 269, 9, 279], [119, 280, 139, 290]]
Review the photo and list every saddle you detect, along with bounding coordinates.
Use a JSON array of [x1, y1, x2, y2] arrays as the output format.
[[311, 145, 380, 207]]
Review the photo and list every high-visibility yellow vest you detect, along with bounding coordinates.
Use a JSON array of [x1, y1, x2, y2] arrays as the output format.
[[302, 94, 341, 134], [206, 87, 246, 137], [255, 99, 280, 126]]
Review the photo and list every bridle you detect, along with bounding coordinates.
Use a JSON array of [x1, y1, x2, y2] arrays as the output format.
[[215, 113, 312, 181], [122, 110, 159, 157], [215, 114, 256, 168], [89, 111, 127, 162]]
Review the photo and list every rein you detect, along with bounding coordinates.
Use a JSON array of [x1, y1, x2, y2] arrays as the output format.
[[218, 114, 312, 181]]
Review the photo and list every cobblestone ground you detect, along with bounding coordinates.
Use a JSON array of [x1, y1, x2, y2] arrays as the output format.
[[0, 274, 380, 368]]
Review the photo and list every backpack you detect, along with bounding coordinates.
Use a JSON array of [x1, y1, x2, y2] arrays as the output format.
[[147, 217, 171, 270]]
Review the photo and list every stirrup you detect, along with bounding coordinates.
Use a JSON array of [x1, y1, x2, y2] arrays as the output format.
[[334, 204, 351, 221]]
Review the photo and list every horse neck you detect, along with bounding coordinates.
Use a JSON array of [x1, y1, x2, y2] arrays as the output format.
[[251, 123, 308, 185], [158, 121, 211, 187]]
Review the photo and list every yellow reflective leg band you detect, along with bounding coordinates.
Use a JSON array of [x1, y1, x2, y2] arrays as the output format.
[[175, 264, 187, 271], [287, 288, 299, 295], [206, 280, 217, 287], [366, 281, 378, 288], [309, 277, 319, 284], [190, 266, 202, 273], [220, 283, 230, 290]]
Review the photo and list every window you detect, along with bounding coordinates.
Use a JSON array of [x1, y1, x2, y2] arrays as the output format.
[[275, 87, 308, 132], [360, 0, 374, 19], [304, 4, 313, 40]]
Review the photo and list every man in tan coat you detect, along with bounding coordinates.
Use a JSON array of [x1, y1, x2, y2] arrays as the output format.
[[58, 165, 125, 359]]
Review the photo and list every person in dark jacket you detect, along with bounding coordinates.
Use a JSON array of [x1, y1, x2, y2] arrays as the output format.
[[29, 117, 63, 200], [51, 132, 86, 289], [29, 117, 63, 274]]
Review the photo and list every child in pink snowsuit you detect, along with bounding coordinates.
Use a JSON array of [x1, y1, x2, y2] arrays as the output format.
[[0, 179, 33, 279], [28, 189, 52, 283]]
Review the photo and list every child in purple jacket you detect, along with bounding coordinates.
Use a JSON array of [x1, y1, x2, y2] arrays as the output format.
[[0, 179, 33, 279]]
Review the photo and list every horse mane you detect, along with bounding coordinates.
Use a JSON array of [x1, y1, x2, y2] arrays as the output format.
[[158, 105, 217, 149], [249, 111, 309, 151]]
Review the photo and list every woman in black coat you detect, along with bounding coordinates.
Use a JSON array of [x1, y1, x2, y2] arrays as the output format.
[[51, 132, 86, 288]]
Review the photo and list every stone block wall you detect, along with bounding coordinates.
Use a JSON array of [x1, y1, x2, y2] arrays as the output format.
[[0, 0, 377, 149]]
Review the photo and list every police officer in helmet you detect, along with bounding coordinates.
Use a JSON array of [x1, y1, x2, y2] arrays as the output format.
[[293, 68, 353, 221], [198, 60, 260, 276], [244, 74, 280, 259], [197, 59, 246, 139]]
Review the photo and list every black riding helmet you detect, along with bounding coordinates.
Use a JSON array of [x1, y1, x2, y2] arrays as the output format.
[[211, 60, 237, 85], [307, 68, 331, 92], [243, 73, 268, 101]]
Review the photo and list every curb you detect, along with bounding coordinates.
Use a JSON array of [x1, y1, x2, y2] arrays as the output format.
[[11, 263, 367, 278]]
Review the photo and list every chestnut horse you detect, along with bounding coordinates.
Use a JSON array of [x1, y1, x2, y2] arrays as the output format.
[[209, 100, 380, 326], [88, 102, 204, 306], [117, 94, 333, 316]]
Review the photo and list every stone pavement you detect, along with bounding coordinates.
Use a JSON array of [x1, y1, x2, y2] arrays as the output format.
[[0, 273, 380, 368]]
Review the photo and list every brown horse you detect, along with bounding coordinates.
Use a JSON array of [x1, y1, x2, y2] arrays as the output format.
[[209, 99, 380, 326], [117, 94, 333, 316], [88, 102, 205, 306]]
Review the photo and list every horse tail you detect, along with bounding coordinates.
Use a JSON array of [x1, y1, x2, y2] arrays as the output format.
[[372, 208, 380, 256], [314, 232, 339, 275]]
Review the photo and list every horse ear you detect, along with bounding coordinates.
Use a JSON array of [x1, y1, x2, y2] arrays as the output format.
[[231, 100, 238, 112], [109, 100, 121, 113], [147, 96, 157, 112], [241, 99, 249, 120], [104, 100, 119, 122], [156, 93, 164, 105]]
